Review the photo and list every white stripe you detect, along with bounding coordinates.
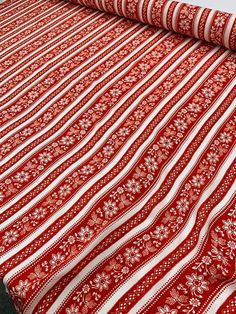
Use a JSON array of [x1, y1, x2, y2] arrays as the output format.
[[100, 0, 108, 12], [0, 36, 192, 225], [0, 41, 204, 264], [121, 0, 126, 18], [172, 2, 182, 33], [0, 3, 78, 56], [110, 155, 236, 314], [112, 0, 119, 15], [47, 94, 236, 314], [0, 11, 103, 99], [0, 1, 68, 45], [0, 25, 153, 170], [161, 0, 172, 30], [0, 0, 32, 18], [3, 46, 230, 286], [203, 281, 236, 314], [193, 7, 205, 39], [0, 26, 144, 151], [0, 14, 118, 130], [0, 0, 62, 40], [96, 0, 104, 11], [223, 15, 236, 49], [137, 0, 146, 23], [0, 0, 30, 17], [204, 9, 215, 42], [0, 0, 45, 26]]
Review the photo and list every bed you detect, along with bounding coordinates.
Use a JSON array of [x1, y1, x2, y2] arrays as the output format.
[[0, 0, 235, 313]]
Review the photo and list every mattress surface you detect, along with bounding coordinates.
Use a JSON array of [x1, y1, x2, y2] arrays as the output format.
[[0, 0, 235, 313]]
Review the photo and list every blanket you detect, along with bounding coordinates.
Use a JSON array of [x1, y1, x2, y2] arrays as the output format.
[[0, 0, 235, 313]]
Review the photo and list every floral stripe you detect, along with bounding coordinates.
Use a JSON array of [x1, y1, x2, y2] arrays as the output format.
[[68, 0, 236, 50], [0, 1, 235, 313]]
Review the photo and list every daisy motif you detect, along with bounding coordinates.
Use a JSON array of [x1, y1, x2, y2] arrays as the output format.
[[124, 246, 141, 264], [93, 272, 110, 292], [49, 253, 65, 268], [59, 184, 72, 198], [66, 304, 79, 314], [192, 174, 205, 188], [153, 225, 169, 241], [103, 200, 118, 218], [186, 273, 209, 295], [78, 226, 93, 242], [145, 156, 158, 172], [3, 229, 19, 244], [157, 305, 177, 314], [126, 179, 141, 194], [14, 280, 31, 299], [15, 171, 30, 183], [38, 152, 53, 164]]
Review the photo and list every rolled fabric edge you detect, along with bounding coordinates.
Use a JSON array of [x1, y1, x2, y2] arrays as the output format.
[[66, 0, 236, 50]]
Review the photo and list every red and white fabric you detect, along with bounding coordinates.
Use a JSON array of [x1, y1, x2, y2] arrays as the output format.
[[0, 0, 235, 313]]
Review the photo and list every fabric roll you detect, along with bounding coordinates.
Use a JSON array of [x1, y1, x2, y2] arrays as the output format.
[[67, 0, 236, 49]]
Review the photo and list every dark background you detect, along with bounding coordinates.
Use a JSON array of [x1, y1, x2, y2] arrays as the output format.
[[0, 282, 16, 314]]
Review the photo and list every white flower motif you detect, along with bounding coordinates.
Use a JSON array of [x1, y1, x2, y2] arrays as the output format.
[[94, 103, 107, 111], [220, 132, 232, 143], [124, 75, 136, 83], [1, 143, 11, 154], [124, 246, 141, 264], [14, 280, 31, 298], [222, 219, 236, 237], [153, 225, 169, 241], [49, 253, 65, 268], [38, 152, 53, 164], [78, 226, 93, 242], [79, 118, 91, 129], [186, 273, 209, 295], [215, 15, 225, 27], [189, 298, 201, 307], [126, 179, 141, 194], [28, 91, 39, 99], [3, 229, 19, 244], [9, 105, 22, 113], [145, 156, 158, 172], [21, 128, 33, 137], [179, 19, 190, 31], [202, 88, 215, 99], [192, 174, 205, 188], [176, 197, 189, 213], [118, 127, 130, 136], [15, 171, 30, 183], [103, 145, 114, 157], [59, 184, 72, 198], [66, 304, 79, 314], [103, 200, 118, 218], [174, 118, 187, 131], [157, 305, 177, 314], [32, 207, 47, 220], [59, 98, 69, 106], [110, 88, 121, 97], [81, 165, 94, 175], [159, 136, 173, 149], [60, 136, 74, 146], [207, 152, 219, 164], [188, 102, 201, 113], [93, 272, 110, 291]]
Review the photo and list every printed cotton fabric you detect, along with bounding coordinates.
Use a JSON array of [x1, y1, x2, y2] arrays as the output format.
[[0, 0, 235, 313]]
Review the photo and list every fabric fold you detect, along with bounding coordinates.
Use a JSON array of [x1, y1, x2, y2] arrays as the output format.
[[67, 0, 236, 50]]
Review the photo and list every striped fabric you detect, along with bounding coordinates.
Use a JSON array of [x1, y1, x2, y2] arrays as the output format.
[[68, 0, 236, 50], [0, 0, 235, 313]]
